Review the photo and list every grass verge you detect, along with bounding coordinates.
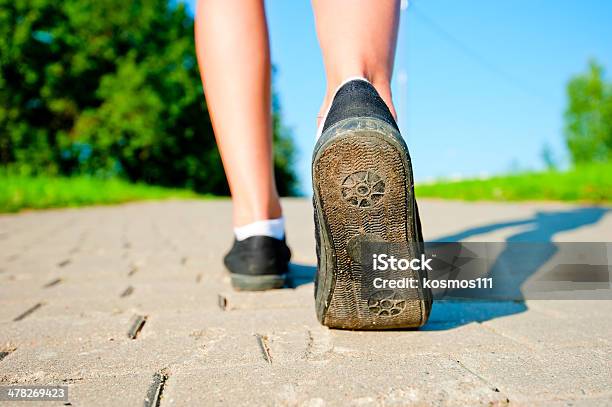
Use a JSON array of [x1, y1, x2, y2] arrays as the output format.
[[3, 162, 610, 213], [0, 175, 203, 213], [415, 162, 612, 203]]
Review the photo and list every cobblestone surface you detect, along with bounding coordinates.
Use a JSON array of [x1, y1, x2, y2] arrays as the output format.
[[0, 199, 611, 406]]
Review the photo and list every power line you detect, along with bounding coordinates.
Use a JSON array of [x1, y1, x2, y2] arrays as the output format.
[[407, 1, 546, 101]]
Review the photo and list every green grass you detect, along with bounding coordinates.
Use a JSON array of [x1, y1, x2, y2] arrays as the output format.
[[415, 162, 612, 203], [0, 174, 204, 213], [3, 162, 611, 213]]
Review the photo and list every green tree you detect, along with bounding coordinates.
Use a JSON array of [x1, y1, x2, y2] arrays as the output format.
[[0, 0, 297, 195], [564, 60, 612, 164]]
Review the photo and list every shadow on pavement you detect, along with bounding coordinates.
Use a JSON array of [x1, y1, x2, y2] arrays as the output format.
[[286, 263, 316, 288], [424, 206, 608, 330], [432, 207, 608, 243], [284, 207, 608, 330]]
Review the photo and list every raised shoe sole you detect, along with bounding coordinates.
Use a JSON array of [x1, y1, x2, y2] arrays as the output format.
[[312, 117, 432, 329]]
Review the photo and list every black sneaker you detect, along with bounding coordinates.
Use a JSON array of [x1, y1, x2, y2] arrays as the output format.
[[312, 79, 432, 329], [224, 236, 291, 291]]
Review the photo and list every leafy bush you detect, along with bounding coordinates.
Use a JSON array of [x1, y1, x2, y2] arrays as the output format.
[[0, 0, 297, 195]]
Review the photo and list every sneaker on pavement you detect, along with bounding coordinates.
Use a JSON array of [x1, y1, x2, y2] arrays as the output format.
[[312, 79, 432, 329], [224, 236, 291, 291]]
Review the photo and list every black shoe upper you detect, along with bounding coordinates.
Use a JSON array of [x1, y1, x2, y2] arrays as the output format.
[[321, 79, 399, 135], [224, 236, 291, 276]]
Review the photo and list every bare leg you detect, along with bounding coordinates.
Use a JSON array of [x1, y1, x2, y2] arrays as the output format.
[[312, 0, 400, 125], [195, 0, 281, 226]]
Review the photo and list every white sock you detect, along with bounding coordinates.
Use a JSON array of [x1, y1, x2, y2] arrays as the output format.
[[316, 76, 371, 140], [234, 217, 285, 241]]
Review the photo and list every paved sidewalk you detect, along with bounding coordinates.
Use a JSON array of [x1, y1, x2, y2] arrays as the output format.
[[0, 199, 611, 406]]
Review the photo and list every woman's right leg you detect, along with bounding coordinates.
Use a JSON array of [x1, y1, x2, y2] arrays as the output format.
[[310, 0, 432, 329], [312, 0, 400, 126]]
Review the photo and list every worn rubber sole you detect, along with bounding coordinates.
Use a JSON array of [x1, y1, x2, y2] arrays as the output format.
[[230, 273, 287, 291], [313, 117, 432, 330]]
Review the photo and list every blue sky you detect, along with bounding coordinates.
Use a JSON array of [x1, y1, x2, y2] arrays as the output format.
[[184, 0, 612, 194]]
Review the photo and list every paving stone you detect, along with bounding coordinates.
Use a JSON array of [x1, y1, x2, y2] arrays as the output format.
[[454, 346, 612, 403], [0, 373, 154, 407], [481, 306, 611, 349], [163, 355, 511, 407], [0, 335, 198, 383], [330, 321, 525, 358], [525, 394, 612, 407], [526, 299, 612, 320], [0, 313, 132, 348], [218, 285, 313, 311], [139, 309, 321, 367]]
